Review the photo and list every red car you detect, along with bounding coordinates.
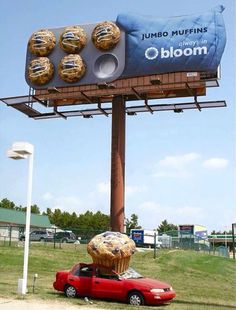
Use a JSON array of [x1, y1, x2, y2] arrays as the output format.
[[53, 263, 176, 306]]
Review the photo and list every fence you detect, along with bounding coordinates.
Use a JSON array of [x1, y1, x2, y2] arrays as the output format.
[[0, 225, 231, 258], [0, 225, 103, 247], [157, 231, 230, 258]]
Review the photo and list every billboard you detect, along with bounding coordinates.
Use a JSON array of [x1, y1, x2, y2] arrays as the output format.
[[25, 5, 226, 89], [179, 225, 208, 240], [179, 225, 194, 235], [131, 230, 144, 245]]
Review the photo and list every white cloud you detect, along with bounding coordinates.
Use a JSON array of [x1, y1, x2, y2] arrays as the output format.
[[52, 196, 81, 211], [42, 193, 82, 213], [153, 171, 190, 178], [126, 185, 147, 196], [202, 158, 228, 169], [133, 200, 205, 229], [153, 153, 200, 178], [97, 182, 110, 194], [42, 192, 54, 201], [158, 153, 200, 169], [95, 182, 147, 197], [138, 201, 161, 211], [175, 206, 203, 218]]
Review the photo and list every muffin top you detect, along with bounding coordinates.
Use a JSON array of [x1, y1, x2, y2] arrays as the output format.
[[87, 231, 136, 260], [91, 21, 121, 51], [59, 26, 87, 53], [27, 57, 54, 85], [28, 29, 56, 56], [58, 54, 86, 83]]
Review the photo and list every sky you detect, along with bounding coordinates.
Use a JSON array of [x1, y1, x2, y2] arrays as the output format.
[[0, 0, 235, 233]]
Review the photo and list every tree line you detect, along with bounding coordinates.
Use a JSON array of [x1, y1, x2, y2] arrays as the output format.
[[0, 198, 110, 231], [0, 198, 181, 234]]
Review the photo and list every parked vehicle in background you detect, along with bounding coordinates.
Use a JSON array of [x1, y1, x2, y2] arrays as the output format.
[[54, 231, 76, 243], [53, 263, 176, 306], [19, 230, 53, 242]]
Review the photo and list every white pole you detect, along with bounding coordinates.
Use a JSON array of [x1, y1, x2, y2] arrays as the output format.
[[22, 150, 34, 295]]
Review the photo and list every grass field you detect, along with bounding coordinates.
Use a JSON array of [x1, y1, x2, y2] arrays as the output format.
[[0, 243, 235, 309]]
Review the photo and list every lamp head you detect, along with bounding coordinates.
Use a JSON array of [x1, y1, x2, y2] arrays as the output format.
[[11, 142, 34, 155], [7, 150, 27, 160]]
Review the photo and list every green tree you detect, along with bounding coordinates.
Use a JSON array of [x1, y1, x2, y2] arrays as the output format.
[[125, 214, 142, 235], [50, 208, 63, 227], [157, 220, 178, 234], [42, 208, 53, 222], [92, 211, 110, 230], [21, 204, 41, 214], [0, 198, 16, 209], [0, 198, 41, 214]]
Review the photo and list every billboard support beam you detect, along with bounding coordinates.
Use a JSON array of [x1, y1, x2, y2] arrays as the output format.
[[110, 95, 125, 232], [145, 97, 154, 114]]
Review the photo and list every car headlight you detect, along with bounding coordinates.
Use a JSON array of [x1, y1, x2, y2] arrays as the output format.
[[150, 288, 165, 293]]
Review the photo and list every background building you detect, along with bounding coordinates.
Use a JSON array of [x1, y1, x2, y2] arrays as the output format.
[[0, 207, 51, 241]]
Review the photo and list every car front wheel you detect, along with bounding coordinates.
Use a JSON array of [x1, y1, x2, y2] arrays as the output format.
[[128, 291, 144, 306], [65, 285, 77, 298]]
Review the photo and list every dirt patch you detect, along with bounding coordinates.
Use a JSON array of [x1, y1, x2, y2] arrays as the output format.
[[0, 298, 104, 310]]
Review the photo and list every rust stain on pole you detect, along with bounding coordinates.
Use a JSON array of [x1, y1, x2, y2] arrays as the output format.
[[110, 95, 125, 232]]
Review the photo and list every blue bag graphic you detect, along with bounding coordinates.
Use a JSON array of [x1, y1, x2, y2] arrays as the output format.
[[116, 5, 226, 77]]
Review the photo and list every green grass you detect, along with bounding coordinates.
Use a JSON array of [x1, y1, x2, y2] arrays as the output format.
[[0, 243, 235, 309]]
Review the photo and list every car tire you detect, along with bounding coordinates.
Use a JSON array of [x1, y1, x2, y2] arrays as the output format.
[[128, 291, 144, 306], [65, 285, 77, 298]]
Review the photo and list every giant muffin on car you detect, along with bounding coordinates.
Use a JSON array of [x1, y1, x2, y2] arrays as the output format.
[[87, 231, 136, 274]]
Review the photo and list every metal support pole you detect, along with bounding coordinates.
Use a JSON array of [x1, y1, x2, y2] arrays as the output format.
[[154, 233, 157, 259], [9, 226, 12, 246], [110, 96, 125, 232], [232, 223, 235, 260], [53, 227, 56, 249]]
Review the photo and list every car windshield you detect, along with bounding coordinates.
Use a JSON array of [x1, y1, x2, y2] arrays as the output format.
[[119, 268, 143, 279], [70, 263, 81, 275]]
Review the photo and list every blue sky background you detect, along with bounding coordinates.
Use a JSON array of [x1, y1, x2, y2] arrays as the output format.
[[0, 0, 235, 233]]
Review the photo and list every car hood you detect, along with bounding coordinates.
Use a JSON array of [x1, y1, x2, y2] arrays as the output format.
[[125, 277, 171, 289]]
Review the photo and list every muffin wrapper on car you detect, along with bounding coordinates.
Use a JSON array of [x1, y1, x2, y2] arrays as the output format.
[[92, 257, 131, 274]]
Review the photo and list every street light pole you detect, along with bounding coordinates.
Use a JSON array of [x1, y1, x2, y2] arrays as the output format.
[[22, 150, 34, 295], [7, 142, 34, 295]]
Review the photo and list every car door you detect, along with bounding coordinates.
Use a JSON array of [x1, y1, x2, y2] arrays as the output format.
[[92, 270, 124, 301], [68, 265, 93, 297], [30, 231, 38, 241]]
